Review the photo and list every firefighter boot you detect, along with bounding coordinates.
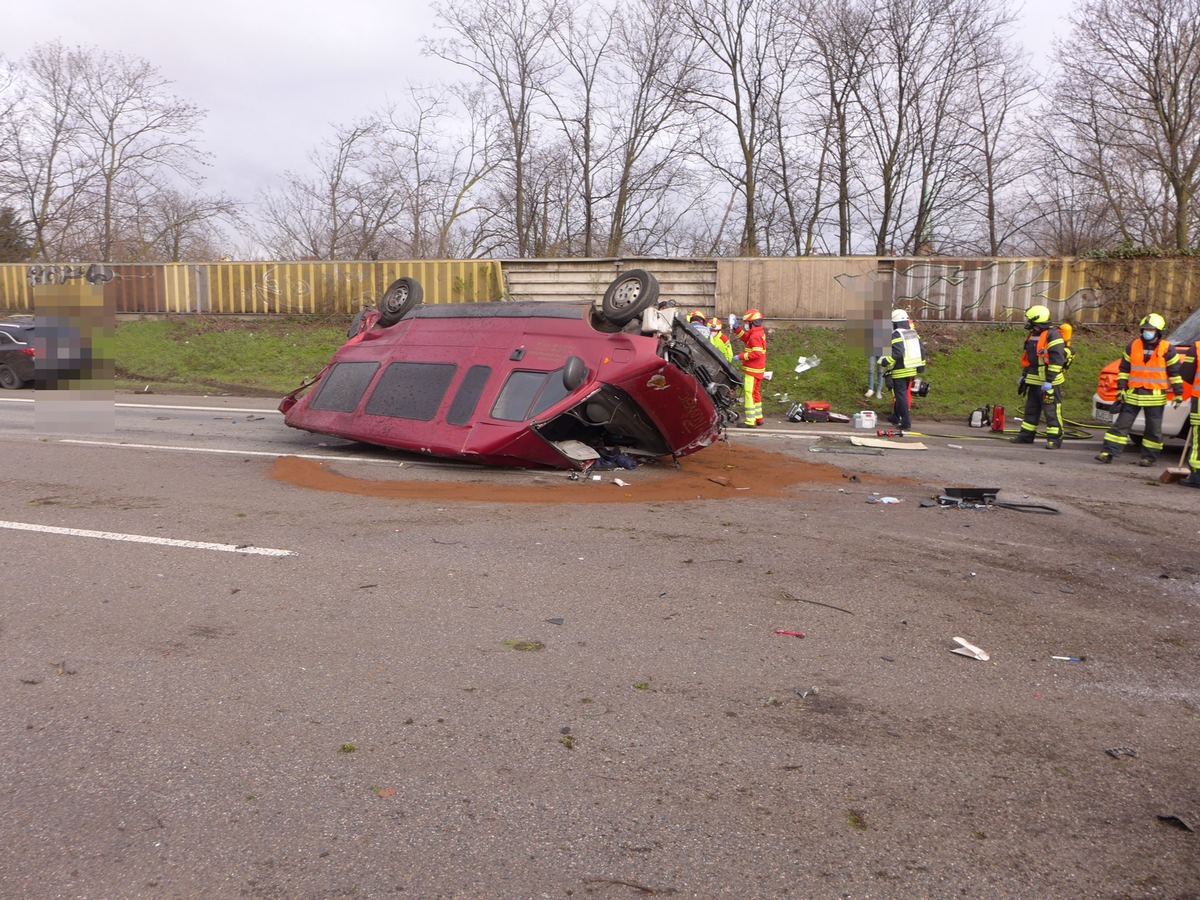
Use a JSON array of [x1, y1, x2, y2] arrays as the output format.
[[1095, 451, 1113, 463], [1046, 439, 1062, 449]]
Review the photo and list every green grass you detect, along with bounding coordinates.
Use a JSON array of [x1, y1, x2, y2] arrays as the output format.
[[113, 316, 347, 395], [109, 315, 1127, 424]]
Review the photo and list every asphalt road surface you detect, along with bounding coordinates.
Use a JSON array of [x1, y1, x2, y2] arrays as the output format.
[[1, 393, 1197, 898]]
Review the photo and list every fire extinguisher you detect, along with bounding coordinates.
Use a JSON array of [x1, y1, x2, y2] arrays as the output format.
[[991, 405, 1005, 432]]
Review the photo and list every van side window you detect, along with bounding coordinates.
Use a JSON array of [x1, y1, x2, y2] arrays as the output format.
[[447, 365, 491, 425], [365, 362, 456, 421], [492, 370, 548, 420], [492, 367, 570, 421], [310, 361, 380, 412]]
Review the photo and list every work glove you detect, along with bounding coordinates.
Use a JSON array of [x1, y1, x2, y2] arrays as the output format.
[[734, 353, 742, 363], [1116, 389, 1127, 402], [1017, 379, 1028, 396], [1041, 381, 1053, 393], [1172, 395, 1184, 408]]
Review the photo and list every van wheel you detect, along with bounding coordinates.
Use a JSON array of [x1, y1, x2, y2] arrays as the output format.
[[601, 269, 659, 325], [0, 364, 22, 389], [378, 277, 424, 327]]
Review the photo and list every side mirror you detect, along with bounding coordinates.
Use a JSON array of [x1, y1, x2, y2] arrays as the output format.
[[562, 355, 589, 391]]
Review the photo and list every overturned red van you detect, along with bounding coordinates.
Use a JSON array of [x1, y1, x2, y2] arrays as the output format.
[[278, 270, 742, 469]]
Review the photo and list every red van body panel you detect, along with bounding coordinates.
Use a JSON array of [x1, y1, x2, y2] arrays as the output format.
[[280, 300, 740, 469]]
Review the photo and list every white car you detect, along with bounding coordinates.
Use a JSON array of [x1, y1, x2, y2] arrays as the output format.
[[1091, 306, 1200, 441]]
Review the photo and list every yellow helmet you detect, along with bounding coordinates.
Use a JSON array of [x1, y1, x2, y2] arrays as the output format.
[[689, 309, 706, 323], [743, 309, 763, 324], [1140, 312, 1166, 332], [1025, 305, 1051, 325], [708, 317, 723, 332]]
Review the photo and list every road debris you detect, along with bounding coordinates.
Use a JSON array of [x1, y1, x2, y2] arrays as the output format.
[[950, 637, 990, 661], [1105, 747, 1139, 759]]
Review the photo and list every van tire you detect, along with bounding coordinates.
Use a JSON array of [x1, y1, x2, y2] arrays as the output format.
[[601, 269, 659, 325], [378, 277, 424, 327]]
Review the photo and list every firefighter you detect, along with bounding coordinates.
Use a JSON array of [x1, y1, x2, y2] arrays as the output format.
[[1185, 337, 1200, 487], [733, 309, 767, 427], [1011, 305, 1068, 449], [1096, 312, 1185, 466], [877, 309, 925, 430], [708, 316, 734, 363], [687, 310, 711, 339]]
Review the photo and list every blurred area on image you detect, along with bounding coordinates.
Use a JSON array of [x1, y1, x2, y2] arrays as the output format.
[[34, 282, 115, 433]]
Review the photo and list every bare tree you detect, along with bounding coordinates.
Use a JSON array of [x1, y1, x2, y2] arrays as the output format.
[[70, 47, 209, 261], [256, 119, 408, 260], [426, 0, 564, 257], [1051, 0, 1200, 250], [378, 84, 504, 258], [676, 0, 788, 256], [953, 37, 1040, 254], [124, 187, 239, 262], [3, 42, 94, 261]]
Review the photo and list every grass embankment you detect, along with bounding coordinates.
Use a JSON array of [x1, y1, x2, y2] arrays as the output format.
[[113, 315, 1127, 425]]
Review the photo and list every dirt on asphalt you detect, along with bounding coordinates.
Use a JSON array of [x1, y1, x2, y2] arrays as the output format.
[[2, 416, 1198, 898]]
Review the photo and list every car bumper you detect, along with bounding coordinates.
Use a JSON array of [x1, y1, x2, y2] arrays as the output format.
[[1092, 394, 1190, 438]]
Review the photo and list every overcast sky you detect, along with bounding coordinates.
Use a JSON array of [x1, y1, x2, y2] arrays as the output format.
[[2, 0, 1077, 203]]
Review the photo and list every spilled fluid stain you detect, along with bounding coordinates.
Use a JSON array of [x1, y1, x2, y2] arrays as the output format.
[[269, 442, 849, 504]]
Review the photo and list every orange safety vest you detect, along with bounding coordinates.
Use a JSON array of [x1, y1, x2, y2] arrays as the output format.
[[1127, 338, 1170, 390], [1020, 328, 1060, 368], [1193, 341, 1200, 392]]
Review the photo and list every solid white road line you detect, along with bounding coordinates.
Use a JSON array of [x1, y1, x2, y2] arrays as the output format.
[[0, 520, 296, 557], [59, 439, 393, 464], [0, 397, 278, 414]]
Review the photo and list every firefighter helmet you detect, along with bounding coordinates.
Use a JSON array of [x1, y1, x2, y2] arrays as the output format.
[[1025, 305, 1051, 325], [891, 309, 910, 324], [1139, 312, 1166, 332], [708, 316, 723, 332], [689, 309, 706, 323], [743, 309, 763, 324]]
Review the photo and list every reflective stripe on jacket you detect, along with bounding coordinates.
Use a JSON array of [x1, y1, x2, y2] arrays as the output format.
[[1118, 337, 1184, 404], [735, 326, 767, 374], [1021, 327, 1066, 385], [881, 328, 925, 379]]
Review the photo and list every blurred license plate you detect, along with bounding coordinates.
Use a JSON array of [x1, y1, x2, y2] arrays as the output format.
[[1094, 409, 1114, 424]]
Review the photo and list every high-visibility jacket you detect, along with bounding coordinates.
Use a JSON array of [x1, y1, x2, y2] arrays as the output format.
[[734, 324, 767, 374], [711, 330, 734, 363], [880, 327, 925, 379], [1020, 326, 1067, 386], [1192, 341, 1200, 426], [1118, 337, 1183, 405]]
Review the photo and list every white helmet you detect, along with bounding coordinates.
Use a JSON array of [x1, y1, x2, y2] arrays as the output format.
[[891, 309, 910, 324]]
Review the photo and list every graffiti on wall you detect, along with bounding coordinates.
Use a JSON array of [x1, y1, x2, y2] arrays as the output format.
[[891, 260, 1109, 322], [27, 264, 115, 288]]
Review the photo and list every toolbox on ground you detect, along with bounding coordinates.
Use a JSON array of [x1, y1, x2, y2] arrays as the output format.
[[787, 400, 832, 423]]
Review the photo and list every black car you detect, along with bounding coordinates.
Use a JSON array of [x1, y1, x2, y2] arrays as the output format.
[[0, 316, 35, 389]]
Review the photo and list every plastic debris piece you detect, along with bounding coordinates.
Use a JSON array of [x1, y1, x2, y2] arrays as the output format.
[[1105, 746, 1139, 759], [950, 637, 990, 661], [613, 478, 629, 487], [1051, 655, 1082, 661], [546, 617, 565, 626], [1157, 814, 1195, 832], [774, 630, 805, 638]]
